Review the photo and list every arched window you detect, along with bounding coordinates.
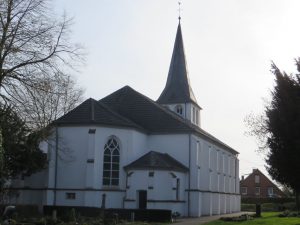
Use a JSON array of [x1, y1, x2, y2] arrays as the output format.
[[175, 105, 183, 115], [103, 137, 120, 186]]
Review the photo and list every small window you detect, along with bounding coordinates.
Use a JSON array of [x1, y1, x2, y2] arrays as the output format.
[[196, 109, 199, 125], [192, 107, 196, 123], [255, 187, 260, 195], [241, 187, 247, 195], [268, 187, 274, 197], [175, 105, 183, 115], [148, 171, 154, 177], [255, 175, 260, 184], [66, 193, 76, 200]]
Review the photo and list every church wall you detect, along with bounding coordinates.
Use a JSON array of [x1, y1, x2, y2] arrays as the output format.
[[189, 134, 240, 216], [125, 170, 187, 215], [21, 126, 146, 207], [126, 130, 149, 163], [53, 127, 89, 189], [147, 134, 189, 166], [190, 134, 240, 193], [8, 124, 240, 216], [51, 126, 147, 190], [189, 192, 202, 217]]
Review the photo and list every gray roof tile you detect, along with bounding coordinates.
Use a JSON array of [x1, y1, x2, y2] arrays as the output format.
[[100, 86, 238, 155], [124, 151, 189, 172], [54, 98, 143, 130]]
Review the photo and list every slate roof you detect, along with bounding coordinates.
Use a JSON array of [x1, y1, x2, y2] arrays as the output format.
[[124, 151, 189, 172], [53, 98, 143, 130], [157, 22, 200, 107], [100, 86, 194, 133], [99, 85, 238, 155]]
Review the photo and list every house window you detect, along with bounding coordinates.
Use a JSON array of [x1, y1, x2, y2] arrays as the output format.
[[66, 192, 76, 200], [268, 187, 274, 197], [255, 175, 260, 184], [255, 187, 260, 196], [241, 187, 247, 195], [103, 137, 120, 186]]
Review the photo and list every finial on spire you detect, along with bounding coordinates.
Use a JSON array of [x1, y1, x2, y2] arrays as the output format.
[[178, 1, 182, 22]]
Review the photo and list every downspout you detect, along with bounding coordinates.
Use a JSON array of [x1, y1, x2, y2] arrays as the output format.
[[54, 127, 58, 206], [188, 133, 191, 217], [185, 103, 187, 120]]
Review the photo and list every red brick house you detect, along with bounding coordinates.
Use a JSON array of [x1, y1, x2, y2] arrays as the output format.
[[240, 169, 285, 198]]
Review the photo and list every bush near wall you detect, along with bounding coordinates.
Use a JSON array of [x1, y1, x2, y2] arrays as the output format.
[[242, 197, 294, 204], [241, 204, 256, 212], [43, 206, 172, 222], [241, 202, 296, 212], [0, 204, 40, 217]]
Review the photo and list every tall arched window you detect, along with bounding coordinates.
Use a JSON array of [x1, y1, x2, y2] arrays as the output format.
[[103, 137, 120, 186]]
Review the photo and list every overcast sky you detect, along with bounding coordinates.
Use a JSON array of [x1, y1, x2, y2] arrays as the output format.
[[53, 0, 300, 179]]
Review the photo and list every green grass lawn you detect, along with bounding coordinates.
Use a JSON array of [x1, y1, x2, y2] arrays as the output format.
[[203, 212, 300, 225]]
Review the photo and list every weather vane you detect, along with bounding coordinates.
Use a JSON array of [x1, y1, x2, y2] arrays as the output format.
[[178, 1, 182, 21]]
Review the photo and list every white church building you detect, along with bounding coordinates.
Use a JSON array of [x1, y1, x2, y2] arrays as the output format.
[[10, 21, 241, 217]]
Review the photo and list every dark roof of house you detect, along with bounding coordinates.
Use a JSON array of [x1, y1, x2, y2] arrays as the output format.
[[124, 151, 189, 172], [53, 98, 143, 130], [157, 22, 200, 107], [99, 85, 238, 154]]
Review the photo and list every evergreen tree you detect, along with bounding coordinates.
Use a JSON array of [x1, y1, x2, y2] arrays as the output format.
[[0, 106, 47, 185], [264, 62, 300, 209]]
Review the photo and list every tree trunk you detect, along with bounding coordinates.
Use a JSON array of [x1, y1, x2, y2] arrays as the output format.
[[296, 191, 300, 212]]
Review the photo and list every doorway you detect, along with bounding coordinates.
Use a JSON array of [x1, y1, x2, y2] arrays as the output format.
[[138, 190, 147, 209]]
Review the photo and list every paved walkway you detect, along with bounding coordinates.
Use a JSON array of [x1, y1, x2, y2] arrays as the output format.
[[174, 212, 255, 225]]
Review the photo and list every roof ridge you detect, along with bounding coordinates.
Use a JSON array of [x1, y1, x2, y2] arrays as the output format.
[[124, 150, 189, 172], [90, 98, 95, 121], [121, 86, 195, 129], [96, 100, 146, 131], [54, 98, 96, 123], [126, 86, 238, 154], [101, 86, 238, 155]]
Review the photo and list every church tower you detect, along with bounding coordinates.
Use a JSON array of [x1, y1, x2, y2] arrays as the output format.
[[157, 21, 202, 127]]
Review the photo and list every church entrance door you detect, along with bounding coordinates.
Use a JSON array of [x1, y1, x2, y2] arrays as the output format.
[[138, 190, 147, 209]]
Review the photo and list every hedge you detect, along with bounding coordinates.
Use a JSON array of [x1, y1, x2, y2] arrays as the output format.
[[241, 202, 296, 212], [43, 206, 172, 222], [242, 197, 295, 204]]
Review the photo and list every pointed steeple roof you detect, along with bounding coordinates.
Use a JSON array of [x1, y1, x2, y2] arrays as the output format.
[[157, 22, 199, 107]]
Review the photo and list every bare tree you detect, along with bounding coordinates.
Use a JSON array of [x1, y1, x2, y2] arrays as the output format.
[[0, 0, 84, 103], [7, 72, 84, 130]]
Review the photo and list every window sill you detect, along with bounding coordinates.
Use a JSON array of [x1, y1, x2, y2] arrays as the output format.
[[101, 186, 120, 191]]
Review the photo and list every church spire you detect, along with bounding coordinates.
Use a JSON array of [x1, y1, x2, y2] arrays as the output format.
[[157, 21, 199, 107]]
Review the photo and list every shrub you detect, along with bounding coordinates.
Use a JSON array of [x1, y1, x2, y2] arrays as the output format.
[[241, 204, 256, 212], [262, 203, 278, 212], [15, 205, 40, 218], [242, 197, 295, 204], [283, 202, 297, 211]]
